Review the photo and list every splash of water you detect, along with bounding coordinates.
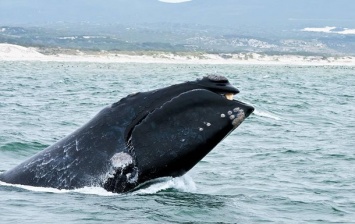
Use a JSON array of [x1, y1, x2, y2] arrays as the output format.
[[0, 180, 116, 196], [133, 175, 196, 195], [0, 174, 196, 196], [253, 109, 282, 120]]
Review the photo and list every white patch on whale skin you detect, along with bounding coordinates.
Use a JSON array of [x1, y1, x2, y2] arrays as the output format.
[[75, 139, 79, 151], [110, 152, 133, 169], [203, 121, 211, 127], [105, 153, 135, 180], [232, 109, 245, 127], [126, 172, 138, 183], [221, 113, 226, 118], [233, 107, 240, 113]]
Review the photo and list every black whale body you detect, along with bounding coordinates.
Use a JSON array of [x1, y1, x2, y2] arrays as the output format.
[[0, 76, 254, 193]]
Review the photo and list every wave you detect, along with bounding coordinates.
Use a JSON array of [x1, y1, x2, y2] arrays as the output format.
[[253, 109, 282, 121], [0, 175, 196, 196], [133, 175, 196, 195]]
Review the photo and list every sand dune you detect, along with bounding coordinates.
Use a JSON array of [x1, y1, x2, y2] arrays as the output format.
[[0, 43, 355, 66]]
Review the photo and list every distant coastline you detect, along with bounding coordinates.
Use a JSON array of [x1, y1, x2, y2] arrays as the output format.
[[1, 43, 355, 66]]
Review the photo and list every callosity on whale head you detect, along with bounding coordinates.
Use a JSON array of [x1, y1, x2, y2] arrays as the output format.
[[0, 75, 254, 193]]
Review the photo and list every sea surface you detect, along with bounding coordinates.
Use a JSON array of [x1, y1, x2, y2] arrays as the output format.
[[0, 61, 354, 223]]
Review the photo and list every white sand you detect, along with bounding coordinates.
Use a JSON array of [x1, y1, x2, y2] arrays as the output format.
[[302, 26, 337, 33], [1, 43, 355, 66], [302, 26, 355, 35], [0, 44, 45, 59]]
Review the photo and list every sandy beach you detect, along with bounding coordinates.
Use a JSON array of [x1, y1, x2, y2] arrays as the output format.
[[1, 43, 355, 66]]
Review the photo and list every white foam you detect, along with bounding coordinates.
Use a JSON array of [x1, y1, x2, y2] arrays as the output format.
[[72, 186, 117, 196], [254, 109, 282, 121], [133, 175, 196, 195], [0, 180, 116, 196], [0, 174, 196, 196], [82, 36, 102, 39], [58, 36, 77, 40]]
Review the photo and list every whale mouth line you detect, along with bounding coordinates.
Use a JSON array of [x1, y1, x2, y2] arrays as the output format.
[[125, 90, 241, 145]]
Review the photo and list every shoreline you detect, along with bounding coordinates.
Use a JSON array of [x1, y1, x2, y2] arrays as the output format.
[[1, 43, 355, 66]]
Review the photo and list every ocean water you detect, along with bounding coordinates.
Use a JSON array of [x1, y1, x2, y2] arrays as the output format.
[[0, 61, 355, 223]]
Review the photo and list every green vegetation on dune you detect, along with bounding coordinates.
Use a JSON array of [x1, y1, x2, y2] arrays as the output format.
[[1, 24, 355, 56]]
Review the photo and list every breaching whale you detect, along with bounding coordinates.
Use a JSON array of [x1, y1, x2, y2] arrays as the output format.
[[0, 75, 254, 193]]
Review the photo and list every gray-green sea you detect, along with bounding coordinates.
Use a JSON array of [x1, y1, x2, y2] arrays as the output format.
[[1, 61, 354, 223]]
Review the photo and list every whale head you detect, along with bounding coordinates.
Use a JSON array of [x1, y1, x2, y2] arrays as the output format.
[[104, 75, 254, 192]]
